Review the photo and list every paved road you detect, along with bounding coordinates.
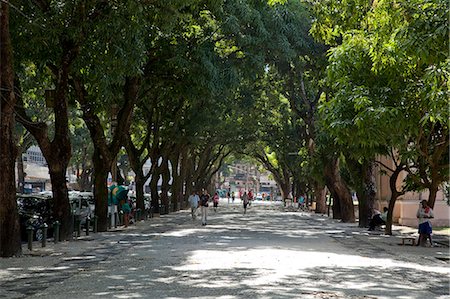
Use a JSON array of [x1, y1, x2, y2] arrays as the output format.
[[1, 201, 449, 299]]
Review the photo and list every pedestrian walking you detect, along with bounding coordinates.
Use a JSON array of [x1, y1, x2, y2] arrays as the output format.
[[227, 191, 230, 205], [188, 191, 199, 220], [416, 200, 434, 246], [248, 190, 254, 206], [231, 191, 235, 203], [213, 192, 219, 212], [242, 191, 249, 215], [200, 189, 210, 226]]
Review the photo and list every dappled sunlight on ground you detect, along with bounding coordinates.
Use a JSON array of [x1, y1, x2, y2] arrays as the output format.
[[161, 228, 204, 237], [172, 247, 450, 282], [1, 203, 449, 299]]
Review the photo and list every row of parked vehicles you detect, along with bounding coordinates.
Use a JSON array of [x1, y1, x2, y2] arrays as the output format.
[[16, 189, 154, 241], [16, 191, 95, 241]]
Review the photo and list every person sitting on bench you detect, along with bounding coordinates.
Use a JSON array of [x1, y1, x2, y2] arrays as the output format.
[[368, 207, 388, 231]]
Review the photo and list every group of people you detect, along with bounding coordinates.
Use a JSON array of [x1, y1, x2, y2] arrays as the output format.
[[188, 189, 255, 224], [226, 191, 235, 203], [188, 190, 220, 226], [368, 200, 435, 247]]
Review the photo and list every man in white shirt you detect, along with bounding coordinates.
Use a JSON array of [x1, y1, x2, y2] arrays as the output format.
[[188, 191, 200, 220]]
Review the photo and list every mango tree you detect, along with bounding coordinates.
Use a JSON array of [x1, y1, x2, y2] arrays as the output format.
[[316, 0, 449, 231], [12, 1, 88, 240]]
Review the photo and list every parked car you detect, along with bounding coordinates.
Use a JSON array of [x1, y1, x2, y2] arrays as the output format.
[[17, 194, 54, 241]]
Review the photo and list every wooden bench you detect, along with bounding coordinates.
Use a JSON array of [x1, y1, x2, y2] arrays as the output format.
[[401, 237, 416, 246]]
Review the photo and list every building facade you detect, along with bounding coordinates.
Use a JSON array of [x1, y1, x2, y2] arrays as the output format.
[[18, 146, 50, 192]]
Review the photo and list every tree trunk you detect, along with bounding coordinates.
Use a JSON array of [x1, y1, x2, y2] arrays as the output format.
[[35, 143, 72, 240], [427, 182, 439, 209], [170, 152, 181, 212], [16, 133, 33, 193], [278, 181, 291, 201], [150, 170, 160, 215], [78, 168, 93, 191], [0, 2, 22, 257], [0, 122, 21, 255], [171, 174, 181, 212], [364, 161, 377, 226], [77, 146, 93, 191], [385, 165, 405, 235], [134, 172, 145, 214], [16, 153, 25, 193], [116, 169, 125, 186], [385, 193, 400, 236], [355, 188, 365, 225], [270, 167, 291, 201], [160, 157, 170, 214], [92, 150, 109, 232], [331, 195, 342, 220], [314, 182, 327, 214], [185, 170, 194, 194], [325, 161, 341, 219], [48, 166, 72, 240], [180, 148, 193, 210], [124, 133, 149, 216], [292, 178, 305, 203], [324, 157, 355, 222], [353, 160, 377, 228]]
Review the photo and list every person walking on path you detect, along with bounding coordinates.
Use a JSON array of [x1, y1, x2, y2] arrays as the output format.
[[227, 191, 230, 205], [242, 191, 249, 215], [231, 191, 235, 203], [200, 189, 210, 226], [416, 200, 434, 246], [248, 190, 254, 206], [188, 191, 200, 220], [213, 192, 220, 212]]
